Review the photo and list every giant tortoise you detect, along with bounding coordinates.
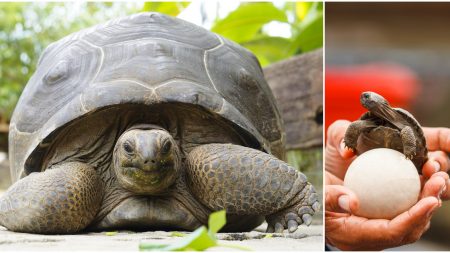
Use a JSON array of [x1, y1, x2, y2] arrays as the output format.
[[0, 12, 319, 234]]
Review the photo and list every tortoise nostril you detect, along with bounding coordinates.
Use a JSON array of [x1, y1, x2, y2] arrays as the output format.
[[144, 160, 156, 165]]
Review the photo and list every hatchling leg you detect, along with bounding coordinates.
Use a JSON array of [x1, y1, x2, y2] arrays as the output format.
[[400, 126, 417, 159], [0, 162, 103, 234], [344, 120, 375, 152], [185, 144, 320, 233]]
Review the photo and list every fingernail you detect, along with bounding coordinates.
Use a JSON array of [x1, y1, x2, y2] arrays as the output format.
[[433, 161, 441, 172], [338, 195, 350, 212], [440, 185, 447, 196], [427, 205, 437, 217]]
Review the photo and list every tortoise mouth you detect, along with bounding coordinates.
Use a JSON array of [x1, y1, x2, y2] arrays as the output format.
[[115, 165, 177, 195]]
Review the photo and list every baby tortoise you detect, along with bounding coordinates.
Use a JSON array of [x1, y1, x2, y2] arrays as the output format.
[[344, 91, 427, 172]]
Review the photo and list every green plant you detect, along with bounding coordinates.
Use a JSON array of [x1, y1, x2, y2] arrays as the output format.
[[211, 2, 323, 66], [139, 210, 251, 251]]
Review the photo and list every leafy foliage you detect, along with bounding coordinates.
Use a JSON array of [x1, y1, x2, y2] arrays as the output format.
[[142, 2, 189, 16], [212, 2, 323, 66]]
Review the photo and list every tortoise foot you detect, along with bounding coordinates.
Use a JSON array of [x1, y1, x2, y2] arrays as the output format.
[[266, 183, 319, 233]]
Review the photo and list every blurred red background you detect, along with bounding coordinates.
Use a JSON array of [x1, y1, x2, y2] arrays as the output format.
[[325, 62, 421, 138]]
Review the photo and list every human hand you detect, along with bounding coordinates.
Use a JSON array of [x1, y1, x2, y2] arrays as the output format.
[[421, 127, 450, 199], [325, 120, 450, 250], [325, 120, 450, 188]]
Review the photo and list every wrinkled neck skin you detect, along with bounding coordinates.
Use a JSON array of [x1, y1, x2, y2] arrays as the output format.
[[370, 103, 405, 130]]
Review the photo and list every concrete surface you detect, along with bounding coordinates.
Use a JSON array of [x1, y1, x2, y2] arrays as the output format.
[[0, 224, 323, 251]]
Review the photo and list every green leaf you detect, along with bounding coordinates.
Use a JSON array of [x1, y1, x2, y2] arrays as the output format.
[[211, 2, 287, 43], [142, 2, 190, 17], [208, 210, 226, 234], [264, 233, 273, 239], [242, 36, 292, 66], [170, 231, 185, 237], [105, 231, 118, 236], [295, 2, 312, 20], [140, 226, 217, 251], [139, 243, 170, 251], [289, 12, 323, 54]]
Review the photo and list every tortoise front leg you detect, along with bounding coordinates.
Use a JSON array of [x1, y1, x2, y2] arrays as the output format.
[[344, 119, 376, 153], [185, 144, 320, 233], [0, 162, 102, 234]]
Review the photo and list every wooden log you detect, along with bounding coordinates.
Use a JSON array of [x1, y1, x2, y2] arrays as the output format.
[[263, 49, 323, 150], [0, 124, 8, 133]]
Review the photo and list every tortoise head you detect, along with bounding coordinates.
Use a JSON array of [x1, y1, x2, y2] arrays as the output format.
[[360, 91, 390, 110], [113, 126, 181, 195], [360, 91, 400, 123]]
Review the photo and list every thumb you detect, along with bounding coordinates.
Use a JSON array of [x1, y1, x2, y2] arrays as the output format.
[[325, 185, 360, 213]]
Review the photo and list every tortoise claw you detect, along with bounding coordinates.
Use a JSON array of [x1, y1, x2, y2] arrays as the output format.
[[287, 220, 298, 233], [312, 201, 321, 212], [274, 222, 284, 233], [302, 214, 313, 226]]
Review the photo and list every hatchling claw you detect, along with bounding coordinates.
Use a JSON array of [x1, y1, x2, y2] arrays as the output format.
[[343, 140, 357, 153]]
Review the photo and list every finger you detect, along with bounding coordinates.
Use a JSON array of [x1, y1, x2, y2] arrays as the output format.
[[400, 198, 438, 244], [327, 120, 355, 158], [325, 171, 344, 186], [325, 185, 359, 213], [326, 120, 356, 179], [422, 151, 450, 178], [389, 196, 439, 235], [421, 173, 447, 201], [423, 127, 450, 152], [430, 171, 450, 200]]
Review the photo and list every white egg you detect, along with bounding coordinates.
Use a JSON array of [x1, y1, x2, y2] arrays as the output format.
[[344, 148, 420, 219]]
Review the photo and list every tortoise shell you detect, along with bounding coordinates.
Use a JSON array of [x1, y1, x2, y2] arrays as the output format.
[[357, 107, 428, 170], [8, 12, 285, 181]]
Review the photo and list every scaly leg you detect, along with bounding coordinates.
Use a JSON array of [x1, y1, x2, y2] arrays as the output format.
[[185, 144, 320, 233], [0, 162, 102, 234], [401, 126, 417, 159]]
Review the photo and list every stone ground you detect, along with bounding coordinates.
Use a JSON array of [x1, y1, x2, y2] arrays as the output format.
[[0, 224, 323, 251]]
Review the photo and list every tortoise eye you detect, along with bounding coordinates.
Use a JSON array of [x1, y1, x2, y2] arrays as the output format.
[[363, 93, 370, 99], [123, 142, 134, 154], [161, 140, 172, 154], [44, 61, 69, 85]]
